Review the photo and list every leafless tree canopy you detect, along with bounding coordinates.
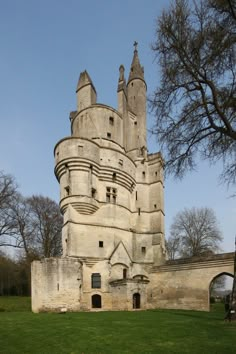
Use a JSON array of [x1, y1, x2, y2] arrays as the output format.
[[166, 207, 222, 259], [150, 0, 236, 185], [0, 171, 18, 244], [26, 195, 63, 258], [0, 171, 62, 258]]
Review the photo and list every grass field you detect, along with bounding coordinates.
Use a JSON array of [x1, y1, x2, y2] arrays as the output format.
[[0, 297, 235, 354]]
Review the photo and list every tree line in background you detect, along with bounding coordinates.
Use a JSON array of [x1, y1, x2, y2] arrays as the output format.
[[0, 170, 63, 296]]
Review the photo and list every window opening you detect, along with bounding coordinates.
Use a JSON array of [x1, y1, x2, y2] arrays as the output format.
[[109, 117, 114, 125], [106, 187, 117, 204], [112, 172, 116, 181], [154, 204, 157, 208], [123, 269, 127, 279], [99, 241, 103, 248], [91, 273, 101, 288], [136, 191, 138, 200], [142, 171, 145, 177], [138, 208, 141, 215], [91, 188, 96, 198], [65, 186, 70, 196], [141, 247, 146, 254], [107, 132, 111, 139]]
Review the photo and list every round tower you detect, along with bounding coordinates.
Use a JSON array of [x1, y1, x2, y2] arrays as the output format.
[[126, 42, 147, 157]]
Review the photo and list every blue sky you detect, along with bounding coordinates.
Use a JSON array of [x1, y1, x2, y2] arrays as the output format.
[[0, 0, 235, 253]]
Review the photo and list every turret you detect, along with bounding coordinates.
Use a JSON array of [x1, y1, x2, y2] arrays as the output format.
[[127, 42, 147, 155], [76, 70, 97, 112], [117, 65, 127, 114]]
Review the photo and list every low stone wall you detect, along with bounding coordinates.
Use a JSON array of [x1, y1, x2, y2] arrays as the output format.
[[148, 253, 234, 311]]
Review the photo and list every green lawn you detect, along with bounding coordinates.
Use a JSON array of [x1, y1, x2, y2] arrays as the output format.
[[0, 298, 235, 354]]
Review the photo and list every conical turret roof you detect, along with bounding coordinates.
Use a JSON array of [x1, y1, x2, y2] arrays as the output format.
[[128, 43, 145, 84], [76, 70, 96, 93]]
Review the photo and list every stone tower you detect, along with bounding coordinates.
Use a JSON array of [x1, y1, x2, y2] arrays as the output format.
[[31, 45, 166, 312]]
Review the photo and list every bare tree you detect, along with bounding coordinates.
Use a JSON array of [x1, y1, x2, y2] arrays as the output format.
[[9, 194, 36, 256], [166, 231, 181, 260], [0, 172, 62, 258], [168, 207, 222, 258], [150, 0, 236, 185], [26, 195, 63, 258], [0, 171, 18, 247]]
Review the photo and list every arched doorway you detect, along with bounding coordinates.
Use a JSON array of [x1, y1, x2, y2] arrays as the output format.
[[92, 294, 102, 308], [133, 293, 141, 309], [209, 272, 233, 310]]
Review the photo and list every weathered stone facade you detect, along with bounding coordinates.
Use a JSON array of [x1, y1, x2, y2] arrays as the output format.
[[31, 47, 234, 313]]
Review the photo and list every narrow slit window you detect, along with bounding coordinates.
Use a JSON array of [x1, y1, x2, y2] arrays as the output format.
[[141, 247, 146, 254], [65, 186, 70, 196], [112, 172, 116, 181], [107, 132, 111, 139], [136, 191, 138, 200], [91, 188, 96, 198], [109, 117, 114, 125], [123, 269, 127, 279], [138, 208, 141, 215]]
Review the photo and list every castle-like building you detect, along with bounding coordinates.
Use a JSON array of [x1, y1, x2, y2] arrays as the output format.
[[32, 45, 167, 312]]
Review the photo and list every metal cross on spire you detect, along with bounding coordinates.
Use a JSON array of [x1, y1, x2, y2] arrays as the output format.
[[134, 41, 138, 51]]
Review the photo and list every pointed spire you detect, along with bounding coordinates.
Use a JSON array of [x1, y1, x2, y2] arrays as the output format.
[[76, 70, 96, 94], [117, 65, 127, 94], [128, 41, 144, 84]]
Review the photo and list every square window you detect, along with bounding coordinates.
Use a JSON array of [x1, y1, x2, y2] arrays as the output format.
[[106, 186, 117, 204], [99, 241, 103, 248]]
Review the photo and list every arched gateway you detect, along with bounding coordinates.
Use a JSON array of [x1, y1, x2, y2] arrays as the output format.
[[150, 252, 234, 311]]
